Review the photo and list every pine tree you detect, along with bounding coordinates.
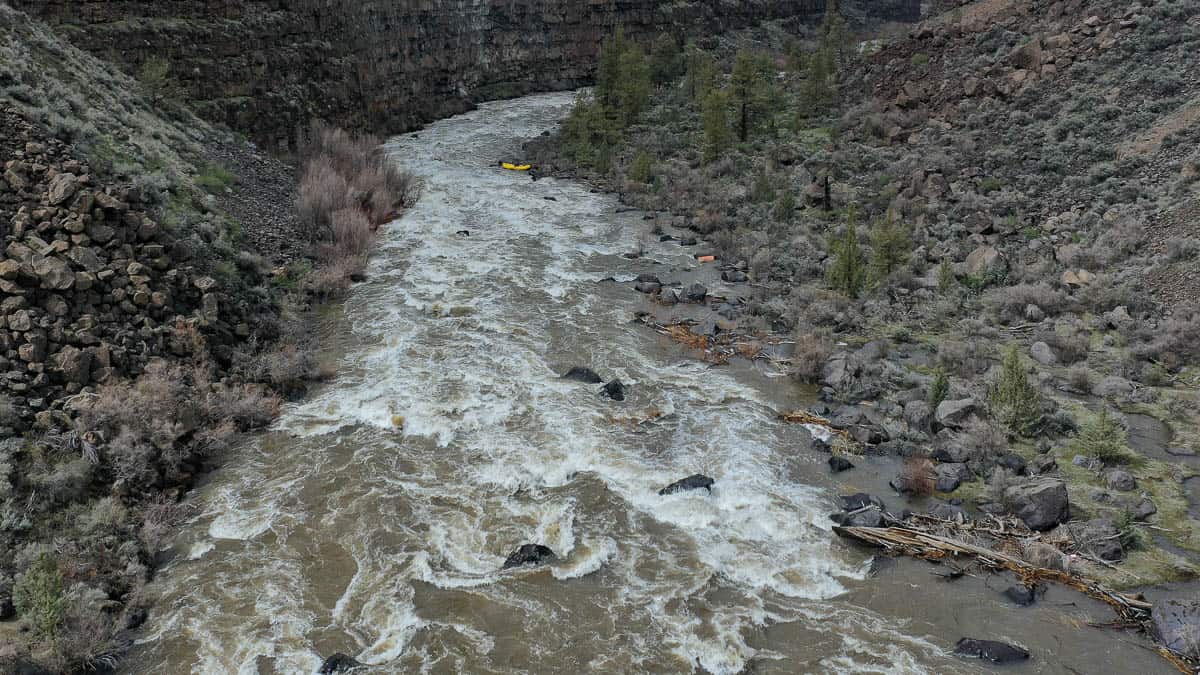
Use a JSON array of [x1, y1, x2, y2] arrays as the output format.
[[826, 207, 866, 298], [730, 49, 760, 143], [1071, 407, 1134, 465], [649, 33, 683, 85], [629, 150, 653, 183], [595, 28, 628, 107], [937, 257, 956, 292], [616, 45, 651, 126], [685, 44, 718, 105], [988, 345, 1041, 436], [701, 89, 731, 163], [868, 208, 910, 282]]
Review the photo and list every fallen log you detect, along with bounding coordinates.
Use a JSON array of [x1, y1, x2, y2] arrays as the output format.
[[833, 524, 1196, 673]]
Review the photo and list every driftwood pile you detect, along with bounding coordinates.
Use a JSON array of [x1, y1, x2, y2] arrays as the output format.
[[834, 513, 1197, 673]]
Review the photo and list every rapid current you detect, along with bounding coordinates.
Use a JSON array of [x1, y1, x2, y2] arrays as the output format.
[[128, 93, 1175, 674]]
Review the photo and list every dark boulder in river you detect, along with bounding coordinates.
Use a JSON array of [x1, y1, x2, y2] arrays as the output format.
[[828, 456, 855, 473], [502, 544, 556, 569], [562, 367, 603, 384], [1003, 584, 1036, 606], [602, 379, 626, 401], [953, 638, 1030, 664], [319, 653, 363, 673], [659, 474, 714, 495]]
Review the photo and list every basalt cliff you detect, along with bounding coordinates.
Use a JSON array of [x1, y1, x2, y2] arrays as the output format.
[[14, 0, 920, 149]]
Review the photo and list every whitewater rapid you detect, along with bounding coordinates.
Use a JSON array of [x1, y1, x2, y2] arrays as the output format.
[[128, 92, 1174, 675]]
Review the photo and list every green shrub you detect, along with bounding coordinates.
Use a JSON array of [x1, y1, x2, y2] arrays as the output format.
[[928, 368, 949, 409], [937, 258, 956, 292], [701, 89, 731, 164], [988, 344, 1041, 435], [911, 52, 930, 66], [629, 150, 653, 183], [14, 552, 64, 641], [826, 207, 866, 298], [1071, 406, 1135, 465], [868, 208, 910, 282], [195, 163, 236, 194]]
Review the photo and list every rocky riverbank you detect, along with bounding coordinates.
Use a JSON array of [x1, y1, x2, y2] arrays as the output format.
[[522, 1, 1200, 667]]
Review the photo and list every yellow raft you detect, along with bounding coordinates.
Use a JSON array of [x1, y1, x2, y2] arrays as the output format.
[[501, 162, 532, 171]]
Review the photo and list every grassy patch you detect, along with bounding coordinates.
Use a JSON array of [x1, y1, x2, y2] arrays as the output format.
[[195, 162, 237, 194]]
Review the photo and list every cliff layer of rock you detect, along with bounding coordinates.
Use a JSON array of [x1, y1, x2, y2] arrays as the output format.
[[14, 0, 919, 149]]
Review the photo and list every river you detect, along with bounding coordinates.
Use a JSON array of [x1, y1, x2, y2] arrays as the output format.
[[127, 92, 1174, 674]]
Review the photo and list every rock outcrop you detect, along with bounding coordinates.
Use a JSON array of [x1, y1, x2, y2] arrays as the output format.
[[14, 1, 920, 150]]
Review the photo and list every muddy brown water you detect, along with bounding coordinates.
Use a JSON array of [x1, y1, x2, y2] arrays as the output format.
[[125, 93, 1175, 674]]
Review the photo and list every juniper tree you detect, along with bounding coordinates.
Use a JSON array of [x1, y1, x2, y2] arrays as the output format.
[[826, 207, 866, 298], [616, 45, 651, 125], [685, 43, 719, 105], [595, 28, 628, 108], [730, 48, 777, 143], [649, 33, 684, 86], [701, 89, 731, 163], [988, 344, 1041, 436], [868, 208, 910, 282]]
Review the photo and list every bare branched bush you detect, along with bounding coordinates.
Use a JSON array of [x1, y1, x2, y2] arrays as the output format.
[[791, 328, 833, 383], [898, 457, 935, 496]]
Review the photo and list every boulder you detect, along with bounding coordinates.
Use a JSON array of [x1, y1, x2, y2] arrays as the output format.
[[1029, 341, 1057, 365], [1152, 598, 1200, 658], [1003, 478, 1069, 531], [562, 367, 603, 384], [0, 594, 13, 621], [32, 255, 74, 291], [1104, 469, 1136, 491], [934, 462, 973, 492], [828, 456, 855, 473], [830, 507, 883, 528], [502, 544, 556, 569], [1003, 584, 1036, 606], [602, 379, 625, 401], [904, 400, 933, 432], [54, 346, 92, 386], [635, 273, 660, 284], [659, 474, 714, 495], [935, 398, 976, 429], [1007, 39, 1044, 71], [964, 246, 1006, 278], [1061, 269, 1095, 287], [634, 281, 661, 294], [47, 172, 79, 206], [953, 638, 1030, 664], [1070, 518, 1123, 562], [318, 653, 363, 673], [927, 500, 969, 522], [1093, 376, 1133, 397], [1028, 454, 1058, 475], [721, 270, 749, 283], [997, 453, 1027, 475], [821, 355, 853, 390], [839, 493, 884, 511], [682, 283, 708, 303]]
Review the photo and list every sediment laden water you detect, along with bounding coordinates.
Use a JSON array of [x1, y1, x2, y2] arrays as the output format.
[[129, 93, 1175, 675]]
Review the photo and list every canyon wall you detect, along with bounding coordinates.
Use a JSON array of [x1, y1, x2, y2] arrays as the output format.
[[13, 0, 920, 149]]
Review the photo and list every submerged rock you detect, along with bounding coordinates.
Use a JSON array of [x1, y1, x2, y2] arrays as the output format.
[[839, 493, 884, 511], [319, 653, 363, 673], [828, 456, 855, 473], [502, 544, 557, 569], [953, 638, 1030, 664], [602, 379, 626, 401], [659, 474, 714, 495], [562, 367, 603, 384], [1003, 584, 1036, 606]]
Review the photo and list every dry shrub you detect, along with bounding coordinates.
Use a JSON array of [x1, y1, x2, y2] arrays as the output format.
[[297, 156, 350, 239], [983, 282, 1069, 324], [295, 123, 420, 292], [78, 360, 281, 492], [1132, 304, 1200, 370], [791, 328, 833, 383], [898, 457, 935, 496], [1066, 365, 1094, 393], [1039, 330, 1090, 365], [961, 417, 1006, 461], [139, 495, 197, 553], [329, 208, 372, 260]]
